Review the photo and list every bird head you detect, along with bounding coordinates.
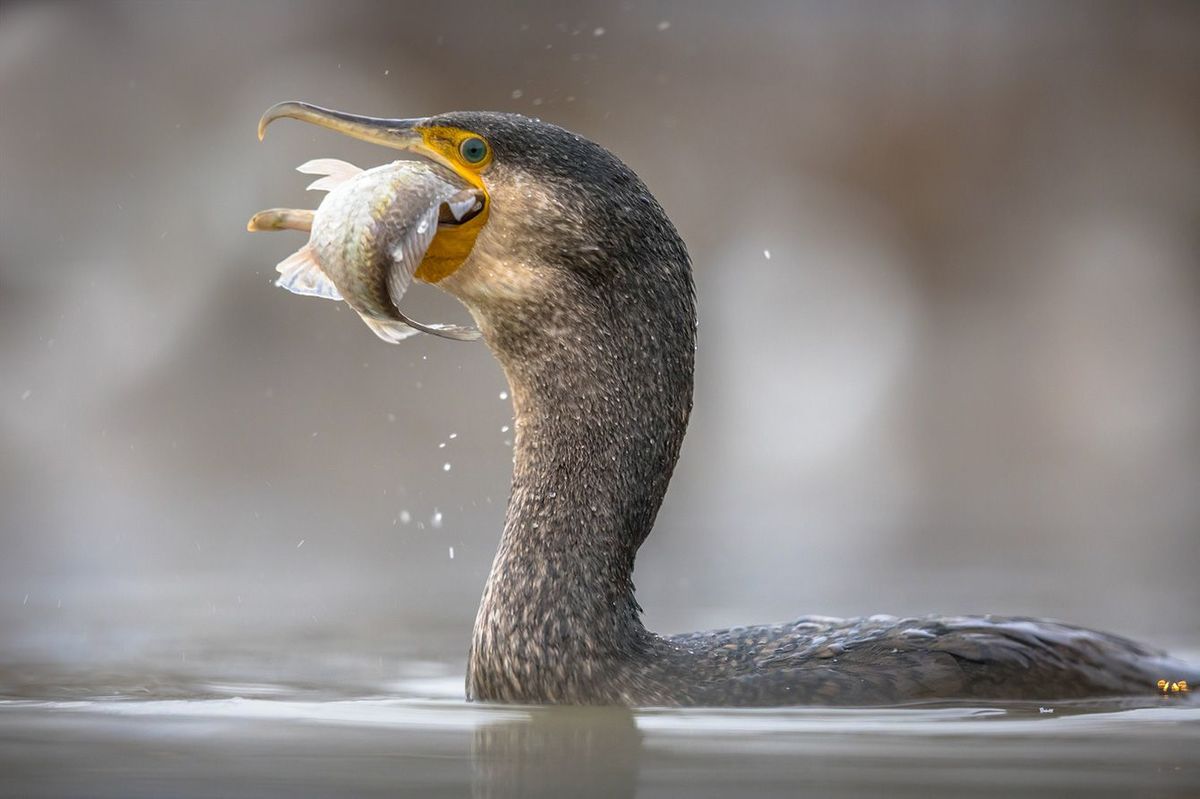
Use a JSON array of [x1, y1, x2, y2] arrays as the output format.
[[257, 102, 689, 335]]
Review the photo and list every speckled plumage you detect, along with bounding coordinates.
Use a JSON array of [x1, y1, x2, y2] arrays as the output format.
[[410, 112, 1200, 706], [266, 109, 1196, 706]]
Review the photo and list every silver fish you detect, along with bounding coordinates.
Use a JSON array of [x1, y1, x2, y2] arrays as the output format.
[[249, 158, 484, 342]]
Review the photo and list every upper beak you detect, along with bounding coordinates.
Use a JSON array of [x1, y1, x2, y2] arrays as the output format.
[[258, 101, 428, 152]]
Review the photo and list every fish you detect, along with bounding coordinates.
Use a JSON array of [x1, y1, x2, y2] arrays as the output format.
[[249, 158, 484, 342]]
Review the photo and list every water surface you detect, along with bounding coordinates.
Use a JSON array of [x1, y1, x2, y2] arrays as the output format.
[[3, 655, 1197, 798]]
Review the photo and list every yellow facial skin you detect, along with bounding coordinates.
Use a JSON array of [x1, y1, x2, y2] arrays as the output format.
[[254, 103, 493, 285], [413, 126, 492, 284]]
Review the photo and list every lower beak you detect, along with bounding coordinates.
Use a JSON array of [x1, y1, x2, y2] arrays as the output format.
[[258, 101, 428, 151]]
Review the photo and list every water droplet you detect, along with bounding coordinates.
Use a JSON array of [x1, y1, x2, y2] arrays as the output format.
[[657, 20, 671, 31], [443, 462, 452, 472], [593, 27, 605, 36], [499, 391, 509, 400], [511, 89, 524, 99], [448, 433, 458, 439], [501, 425, 510, 433], [296, 539, 305, 548], [763, 249, 772, 259], [431, 510, 444, 528], [20, 389, 32, 400], [448, 546, 455, 559], [399, 510, 411, 524]]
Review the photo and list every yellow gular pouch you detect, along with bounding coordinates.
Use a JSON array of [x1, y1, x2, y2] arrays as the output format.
[[413, 125, 492, 284]]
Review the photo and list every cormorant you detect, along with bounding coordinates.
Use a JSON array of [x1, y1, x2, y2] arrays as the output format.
[[256, 102, 1197, 706]]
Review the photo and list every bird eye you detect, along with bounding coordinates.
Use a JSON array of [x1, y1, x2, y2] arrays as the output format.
[[460, 136, 488, 164]]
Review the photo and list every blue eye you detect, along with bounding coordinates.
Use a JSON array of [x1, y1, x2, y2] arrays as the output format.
[[460, 136, 488, 164]]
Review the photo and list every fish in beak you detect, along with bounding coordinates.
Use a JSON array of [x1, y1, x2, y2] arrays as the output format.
[[249, 102, 485, 342]]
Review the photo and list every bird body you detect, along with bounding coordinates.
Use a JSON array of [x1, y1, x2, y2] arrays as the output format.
[[253, 102, 1198, 707]]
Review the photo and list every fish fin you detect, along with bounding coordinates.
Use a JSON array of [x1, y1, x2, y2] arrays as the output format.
[[297, 158, 363, 192], [381, 204, 483, 342], [360, 314, 422, 344], [306, 175, 347, 192], [385, 205, 442, 306], [393, 309, 482, 341], [274, 245, 342, 300]]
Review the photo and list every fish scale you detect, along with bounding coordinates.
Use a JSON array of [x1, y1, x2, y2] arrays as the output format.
[[250, 158, 483, 342]]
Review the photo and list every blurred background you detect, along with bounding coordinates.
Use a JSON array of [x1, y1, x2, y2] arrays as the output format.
[[2, 0, 1198, 691]]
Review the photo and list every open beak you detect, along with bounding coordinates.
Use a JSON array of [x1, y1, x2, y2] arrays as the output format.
[[255, 101, 490, 291], [257, 100, 485, 212]]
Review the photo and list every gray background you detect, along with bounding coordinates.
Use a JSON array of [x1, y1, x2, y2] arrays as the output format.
[[2, 0, 1197, 682]]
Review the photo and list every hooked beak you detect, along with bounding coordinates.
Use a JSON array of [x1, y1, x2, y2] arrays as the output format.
[[256, 100, 490, 290], [258, 100, 431, 155]]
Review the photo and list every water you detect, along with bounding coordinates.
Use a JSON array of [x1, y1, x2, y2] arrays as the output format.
[[2, 654, 1198, 798]]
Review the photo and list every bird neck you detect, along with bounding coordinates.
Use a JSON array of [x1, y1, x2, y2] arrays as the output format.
[[464, 265, 696, 702]]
